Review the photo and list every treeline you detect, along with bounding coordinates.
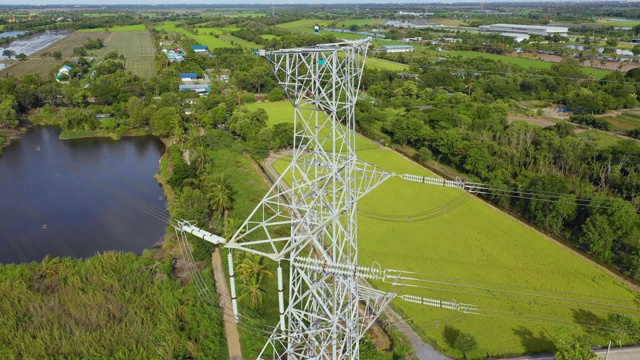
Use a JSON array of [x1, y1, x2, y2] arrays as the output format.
[[357, 61, 640, 279]]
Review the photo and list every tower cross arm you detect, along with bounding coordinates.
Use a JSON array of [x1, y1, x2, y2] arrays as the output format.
[[176, 221, 226, 245]]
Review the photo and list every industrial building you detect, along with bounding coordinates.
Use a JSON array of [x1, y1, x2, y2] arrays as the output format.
[[380, 45, 414, 53], [479, 24, 569, 36]]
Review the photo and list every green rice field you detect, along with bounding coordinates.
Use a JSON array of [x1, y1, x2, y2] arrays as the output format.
[[154, 23, 258, 50], [447, 51, 611, 79], [245, 101, 380, 151], [262, 102, 639, 358]]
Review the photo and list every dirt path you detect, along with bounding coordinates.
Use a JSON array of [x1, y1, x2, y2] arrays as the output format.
[[211, 247, 243, 360]]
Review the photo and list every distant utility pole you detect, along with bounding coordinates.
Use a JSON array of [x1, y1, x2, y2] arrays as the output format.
[[271, 5, 275, 17]]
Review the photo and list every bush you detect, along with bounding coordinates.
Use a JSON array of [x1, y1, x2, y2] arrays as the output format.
[[569, 114, 612, 131]]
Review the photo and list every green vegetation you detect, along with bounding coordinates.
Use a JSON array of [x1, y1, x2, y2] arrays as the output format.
[[78, 24, 147, 32], [0, 252, 227, 358], [448, 51, 611, 78]]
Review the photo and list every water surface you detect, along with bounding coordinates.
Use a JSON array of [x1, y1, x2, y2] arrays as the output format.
[[0, 127, 168, 264]]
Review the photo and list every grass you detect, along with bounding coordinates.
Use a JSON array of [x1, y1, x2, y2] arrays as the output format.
[[245, 101, 380, 151], [260, 34, 278, 40], [334, 19, 386, 27], [433, 18, 466, 26], [276, 19, 330, 31], [154, 23, 248, 50], [269, 145, 639, 358], [448, 51, 611, 79], [364, 56, 408, 71], [96, 31, 156, 78], [77, 24, 147, 32], [595, 19, 640, 27]]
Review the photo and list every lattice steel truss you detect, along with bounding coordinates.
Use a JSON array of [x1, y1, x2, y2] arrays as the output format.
[[225, 39, 395, 359]]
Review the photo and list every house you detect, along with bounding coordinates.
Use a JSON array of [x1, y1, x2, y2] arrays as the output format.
[[380, 45, 414, 53], [401, 37, 423, 42], [55, 65, 72, 82], [191, 45, 208, 53], [216, 74, 230, 83], [179, 84, 211, 94], [184, 98, 198, 105], [95, 113, 112, 122], [179, 73, 198, 82]]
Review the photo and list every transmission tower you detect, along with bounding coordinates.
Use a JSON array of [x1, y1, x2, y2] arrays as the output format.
[[176, 39, 476, 360]]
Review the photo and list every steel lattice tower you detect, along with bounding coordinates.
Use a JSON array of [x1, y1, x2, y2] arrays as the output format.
[[226, 39, 394, 359]]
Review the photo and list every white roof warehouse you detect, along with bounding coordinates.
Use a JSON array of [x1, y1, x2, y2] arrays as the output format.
[[479, 24, 569, 36]]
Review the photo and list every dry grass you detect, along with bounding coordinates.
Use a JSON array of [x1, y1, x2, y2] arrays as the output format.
[[0, 59, 62, 77]]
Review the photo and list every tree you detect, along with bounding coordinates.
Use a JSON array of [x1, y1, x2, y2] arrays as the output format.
[[171, 187, 208, 223], [555, 339, 597, 360], [150, 107, 182, 136], [2, 49, 16, 59], [0, 99, 18, 128], [52, 51, 63, 60], [633, 45, 640, 56], [15, 53, 27, 61], [581, 214, 615, 264], [453, 332, 477, 359], [236, 253, 274, 310]]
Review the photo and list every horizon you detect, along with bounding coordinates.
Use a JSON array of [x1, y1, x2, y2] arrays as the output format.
[[0, 0, 635, 6]]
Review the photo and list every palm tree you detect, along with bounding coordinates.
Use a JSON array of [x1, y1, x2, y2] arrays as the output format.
[[205, 172, 233, 216], [236, 253, 274, 284], [238, 274, 268, 310]]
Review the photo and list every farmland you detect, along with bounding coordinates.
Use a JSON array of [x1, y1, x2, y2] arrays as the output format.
[[363, 56, 408, 71], [154, 22, 258, 49], [77, 24, 147, 32], [96, 31, 156, 78], [246, 101, 380, 151], [260, 100, 639, 358], [0, 59, 61, 77]]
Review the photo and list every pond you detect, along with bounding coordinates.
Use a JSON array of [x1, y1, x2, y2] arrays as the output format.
[[0, 31, 69, 59], [0, 127, 168, 264], [0, 31, 27, 39]]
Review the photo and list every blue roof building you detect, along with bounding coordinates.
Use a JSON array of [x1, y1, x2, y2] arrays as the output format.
[[191, 45, 208, 52]]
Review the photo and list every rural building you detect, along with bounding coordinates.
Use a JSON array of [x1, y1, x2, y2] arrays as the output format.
[[179, 73, 198, 82], [216, 74, 230, 83], [179, 84, 210, 94], [500, 32, 530, 42], [401, 37, 423, 42], [380, 45, 414, 53], [55, 65, 72, 82], [164, 49, 185, 63], [479, 24, 569, 36], [184, 98, 198, 105], [95, 113, 112, 122], [191, 45, 208, 53]]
